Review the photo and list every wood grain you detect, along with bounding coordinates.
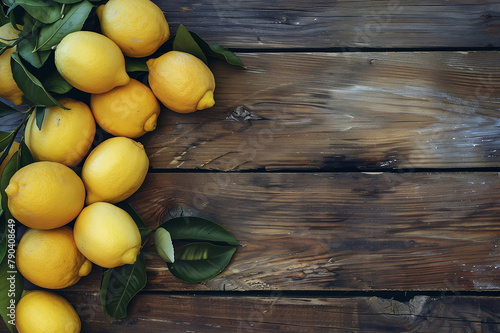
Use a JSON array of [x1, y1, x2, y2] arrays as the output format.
[[142, 51, 500, 171], [60, 171, 500, 292], [64, 292, 500, 332], [157, 0, 500, 49]]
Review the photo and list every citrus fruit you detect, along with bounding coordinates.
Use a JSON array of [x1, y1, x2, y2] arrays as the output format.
[[147, 51, 216, 113], [5, 161, 86, 229], [25, 98, 96, 167], [0, 141, 19, 175], [0, 23, 23, 105], [74, 202, 142, 268], [90, 78, 160, 138], [17, 226, 92, 289], [54, 31, 130, 94], [97, 0, 170, 58], [15, 290, 81, 333], [82, 136, 149, 205]]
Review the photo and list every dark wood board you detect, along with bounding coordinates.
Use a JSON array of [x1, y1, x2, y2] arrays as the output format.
[[142, 51, 500, 171], [159, 0, 500, 49], [64, 293, 500, 332]]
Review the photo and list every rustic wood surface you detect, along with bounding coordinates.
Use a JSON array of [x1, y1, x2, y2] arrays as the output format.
[[3, 0, 500, 332]]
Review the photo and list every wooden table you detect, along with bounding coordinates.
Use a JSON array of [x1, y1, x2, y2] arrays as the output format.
[[7, 1, 500, 332]]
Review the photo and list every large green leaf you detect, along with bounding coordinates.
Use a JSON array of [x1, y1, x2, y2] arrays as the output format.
[[16, 0, 62, 24], [0, 100, 18, 117], [0, 254, 24, 333], [160, 216, 240, 246], [42, 70, 72, 94], [10, 52, 64, 108], [172, 24, 207, 64], [100, 252, 147, 319], [17, 35, 51, 68], [0, 150, 19, 262], [0, 6, 8, 25], [36, 0, 93, 51], [167, 242, 237, 283], [17, 139, 34, 168]]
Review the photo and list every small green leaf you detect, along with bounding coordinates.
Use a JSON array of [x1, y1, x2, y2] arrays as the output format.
[[190, 31, 246, 69], [154, 228, 174, 263], [160, 216, 240, 246], [167, 242, 236, 283], [115, 202, 152, 241], [42, 70, 72, 94], [173, 24, 207, 64], [0, 133, 15, 165], [17, 35, 51, 68], [124, 56, 149, 73], [36, 0, 93, 52], [100, 252, 147, 319], [10, 52, 65, 108], [0, 253, 24, 333], [17, 139, 34, 168], [16, 0, 62, 24], [34, 106, 44, 130]]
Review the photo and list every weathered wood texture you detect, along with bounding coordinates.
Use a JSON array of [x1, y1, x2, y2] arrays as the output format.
[[160, 0, 500, 49], [143, 51, 500, 171], [64, 293, 500, 333], [63, 172, 500, 292]]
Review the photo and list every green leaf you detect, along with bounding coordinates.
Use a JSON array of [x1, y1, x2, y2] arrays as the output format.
[[53, 0, 85, 3], [0, 150, 19, 262], [42, 70, 72, 94], [0, 100, 17, 118], [173, 24, 207, 64], [154, 228, 174, 263], [10, 52, 65, 108], [167, 242, 236, 283], [190, 31, 246, 69], [17, 139, 34, 168], [36, 0, 93, 52], [100, 252, 147, 319], [124, 56, 149, 73], [34, 106, 44, 130], [160, 216, 240, 246], [0, 253, 24, 333], [115, 202, 152, 241], [0, 6, 8, 26], [17, 35, 51, 68], [16, 0, 62, 24]]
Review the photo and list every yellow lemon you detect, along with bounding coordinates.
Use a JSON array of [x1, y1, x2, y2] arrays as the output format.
[[0, 141, 19, 175], [17, 226, 92, 289], [82, 136, 149, 205], [5, 161, 86, 229], [0, 23, 23, 105], [74, 202, 142, 268], [15, 290, 81, 333], [97, 0, 170, 58], [25, 98, 96, 167], [54, 31, 130, 94], [90, 78, 160, 138], [147, 51, 216, 113]]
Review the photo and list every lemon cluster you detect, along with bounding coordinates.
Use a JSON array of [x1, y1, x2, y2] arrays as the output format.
[[1, 0, 219, 331]]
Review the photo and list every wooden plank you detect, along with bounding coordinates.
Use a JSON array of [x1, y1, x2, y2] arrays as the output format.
[[143, 51, 500, 171], [159, 0, 500, 49], [63, 293, 500, 332], [65, 172, 500, 292]]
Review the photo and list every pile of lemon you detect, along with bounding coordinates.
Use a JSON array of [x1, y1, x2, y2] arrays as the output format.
[[0, 0, 218, 332]]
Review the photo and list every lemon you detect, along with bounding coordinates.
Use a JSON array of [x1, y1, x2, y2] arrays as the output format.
[[74, 202, 142, 268], [97, 0, 170, 58], [25, 98, 96, 167], [90, 79, 160, 138], [5, 161, 86, 229], [54, 31, 130, 94], [82, 136, 149, 205], [0, 23, 23, 105], [147, 51, 216, 113], [17, 226, 92, 289], [16, 290, 81, 333], [0, 141, 19, 175]]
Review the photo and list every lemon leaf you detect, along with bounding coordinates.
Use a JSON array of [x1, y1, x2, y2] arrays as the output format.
[[115, 202, 152, 241], [0, 254, 24, 333], [0, 150, 19, 262], [15, 0, 62, 24], [173, 24, 207, 64], [18, 138, 34, 167], [36, 0, 93, 52], [167, 243, 237, 283], [42, 70, 72, 94], [160, 216, 240, 246], [0, 100, 17, 117], [189, 31, 246, 69], [124, 56, 149, 73], [10, 52, 66, 108], [154, 228, 175, 263], [17, 35, 51, 69], [100, 252, 147, 319], [0, 6, 8, 26]]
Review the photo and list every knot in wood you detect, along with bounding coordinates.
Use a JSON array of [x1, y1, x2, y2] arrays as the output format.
[[227, 105, 262, 122]]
